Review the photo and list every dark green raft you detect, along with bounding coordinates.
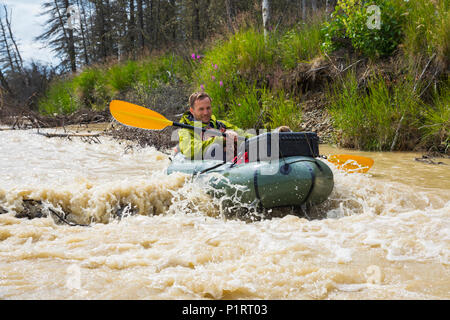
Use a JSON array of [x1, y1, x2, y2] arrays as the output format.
[[166, 132, 334, 209]]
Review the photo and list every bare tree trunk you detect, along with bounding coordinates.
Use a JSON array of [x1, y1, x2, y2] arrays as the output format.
[[53, 0, 76, 72], [95, 0, 108, 60], [312, 0, 317, 13], [64, 0, 76, 72], [104, 0, 114, 58], [155, 0, 160, 45], [193, 1, 200, 41], [302, 0, 306, 21], [137, 0, 144, 49], [129, 0, 136, 58], [3, 6, 23, 72], [262, 0, 270, 40], [0, 19, 15, 73], [224, 0, 234, 32], [76, 0, 89, 65]]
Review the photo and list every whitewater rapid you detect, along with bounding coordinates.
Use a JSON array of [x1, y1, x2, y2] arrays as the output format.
[[0, 129, 448, 299]]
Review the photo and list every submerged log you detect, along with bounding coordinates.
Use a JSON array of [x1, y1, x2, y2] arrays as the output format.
[[414, 155, 447, 165], [37, 132, 100, 137], [36, 131, 101, 143]]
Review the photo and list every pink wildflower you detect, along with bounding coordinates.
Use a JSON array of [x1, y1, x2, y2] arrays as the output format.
[[219, 80, 223, 87]]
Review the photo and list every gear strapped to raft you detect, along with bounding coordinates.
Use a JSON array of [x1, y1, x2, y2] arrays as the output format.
[[198, 132, 320, 175], [240, 131, 319, 161]]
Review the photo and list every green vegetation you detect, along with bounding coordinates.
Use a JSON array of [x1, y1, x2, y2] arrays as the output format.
[[420, 83, 450, 153], [321, 0, 404, 58], [400, 0, 449, 65], [38, 53, 193, 115], [38, 0, 449, 153], [279, 19, 323, 69], [38, 80, 79, 115], [328, 72, 423, 150], [191, 25, 323, 130]]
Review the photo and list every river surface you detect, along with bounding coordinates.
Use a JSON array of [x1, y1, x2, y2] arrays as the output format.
[[0, 128, 449, 299]]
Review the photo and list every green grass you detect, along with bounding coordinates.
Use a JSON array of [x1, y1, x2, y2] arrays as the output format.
[[227, 85, 302, 131], [420, 82, 450, 152], [38, 54, 193, 114], [328, 72, 423, 151], [399, 0, 449, 65], [193, 28, 277, 114], [279, 17, 324, 69], [228, 84, 265, 129], [138, 53, 193, 87], [263, 90, 302, 131]]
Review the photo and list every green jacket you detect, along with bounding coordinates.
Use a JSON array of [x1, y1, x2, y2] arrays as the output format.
[[177, 111, 254, 159]]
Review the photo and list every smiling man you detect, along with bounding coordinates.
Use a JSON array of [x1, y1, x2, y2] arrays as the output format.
[[177, 91, 253, 161]]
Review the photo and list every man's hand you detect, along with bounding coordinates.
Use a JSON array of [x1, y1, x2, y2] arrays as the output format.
[[224, 130, 238, 142], [202, 128, 217, 140]]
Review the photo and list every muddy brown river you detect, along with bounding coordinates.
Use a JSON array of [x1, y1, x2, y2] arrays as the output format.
[[0, 128, 448, 299]]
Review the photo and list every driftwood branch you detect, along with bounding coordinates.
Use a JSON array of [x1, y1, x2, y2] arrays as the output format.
[[36, 132, 100, 138], [36, 131, 102, 143]]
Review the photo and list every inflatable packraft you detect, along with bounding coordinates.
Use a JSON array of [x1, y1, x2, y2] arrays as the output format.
[[166, 132, 334, 208]]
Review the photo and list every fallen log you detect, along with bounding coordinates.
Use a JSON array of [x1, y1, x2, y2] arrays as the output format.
[[36, 132, 100, 138]]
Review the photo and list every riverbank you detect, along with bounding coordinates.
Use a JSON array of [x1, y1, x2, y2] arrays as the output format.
[[18, 0, 445, 156]]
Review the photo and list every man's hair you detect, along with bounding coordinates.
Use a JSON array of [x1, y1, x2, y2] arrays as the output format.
[[189, 92, 212, 109]]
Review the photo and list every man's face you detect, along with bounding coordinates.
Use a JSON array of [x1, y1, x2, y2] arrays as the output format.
[[190, 97, 212, 124]]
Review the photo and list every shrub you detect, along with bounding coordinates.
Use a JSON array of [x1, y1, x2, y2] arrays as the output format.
[[321, 0, 404, 58], [72, 68, 109, 110], [106, 60, 139, 94], [38, 79, 79, 115]]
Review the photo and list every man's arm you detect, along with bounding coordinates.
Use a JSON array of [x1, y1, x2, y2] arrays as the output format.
[[178, 128, 224, 159], [219, 120, 255, 139]]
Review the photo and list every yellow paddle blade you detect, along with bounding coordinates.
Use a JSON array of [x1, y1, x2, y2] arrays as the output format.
[[327, 154, 374, 173], [109, 100, 173, 130]]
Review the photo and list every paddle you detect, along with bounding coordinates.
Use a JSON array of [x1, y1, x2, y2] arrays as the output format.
[[326, 154, 374, 173], [109, 99, 244, 141], [109, 100, 374, 172]]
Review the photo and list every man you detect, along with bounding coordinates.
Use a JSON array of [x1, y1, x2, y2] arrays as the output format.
[[177, 92, 253, 161]]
